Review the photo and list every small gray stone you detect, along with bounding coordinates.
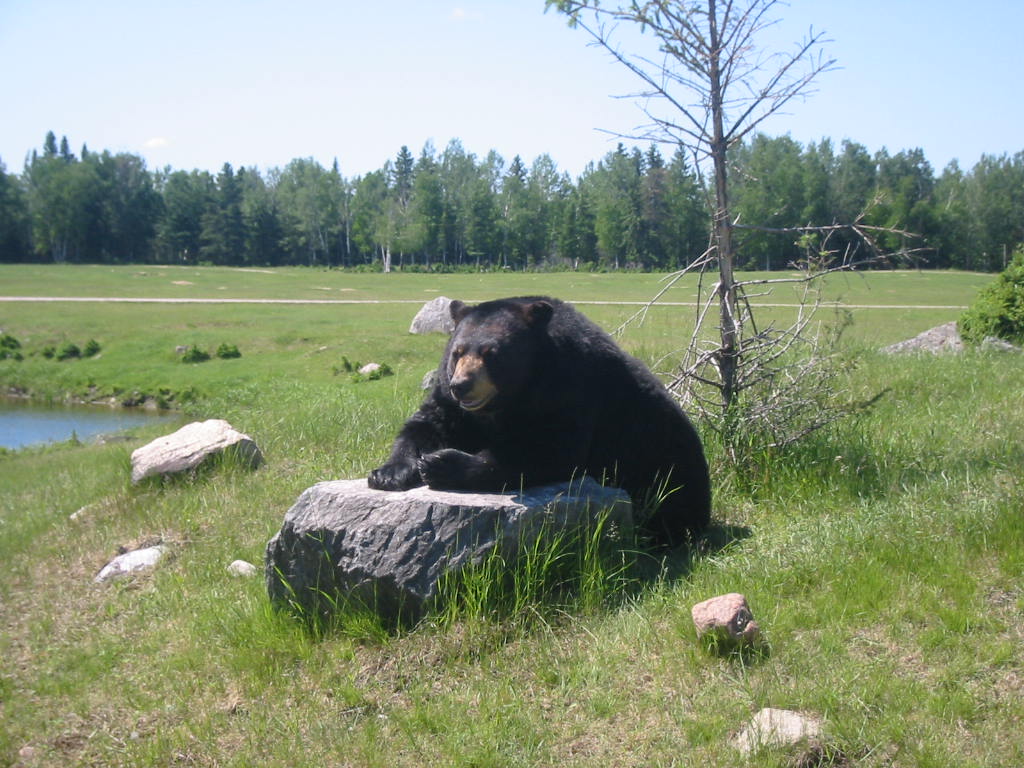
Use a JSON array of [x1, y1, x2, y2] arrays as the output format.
[[358, 362, 381, 375], [981, 336, 1022, 353], [409, 296, 456, 334], [69, 504, 92, 521], [732, 708, 823, 754], [95, 545, 167, 583], [265, 477, 632, 624], [228, 559, 258, 577], [130, 419, 262, 483]]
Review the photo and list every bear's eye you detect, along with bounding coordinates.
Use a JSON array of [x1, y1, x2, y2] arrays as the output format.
[[452, 345, 465, 359], [480, 344, 497, 359]]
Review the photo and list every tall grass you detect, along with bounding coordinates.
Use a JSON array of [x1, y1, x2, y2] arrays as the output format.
[[1, 268, 1021, 766]]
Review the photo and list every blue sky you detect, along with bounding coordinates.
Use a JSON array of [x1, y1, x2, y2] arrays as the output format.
[[1, 1, 1021, 179]]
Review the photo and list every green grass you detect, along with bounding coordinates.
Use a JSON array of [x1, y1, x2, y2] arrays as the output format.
[[2, 266, 1022, 767]]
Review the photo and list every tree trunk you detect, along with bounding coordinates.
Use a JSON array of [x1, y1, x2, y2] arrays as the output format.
[[708, 0, 740, 420]]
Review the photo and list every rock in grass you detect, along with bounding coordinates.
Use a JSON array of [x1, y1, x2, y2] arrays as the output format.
[[228, 559, 258, 577], [691, 592, 761, 649], [409, 296, 455, 334], [732, 708, 823, 754], [881, 321, 963, 355], [130, 419, 262, 483], [95, 545, 167, 583], [265, 477, 632, 624], [981, 336, 1023, 353]]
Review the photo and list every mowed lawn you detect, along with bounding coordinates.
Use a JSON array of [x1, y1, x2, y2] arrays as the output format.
[[1, 265, 1021, 767]]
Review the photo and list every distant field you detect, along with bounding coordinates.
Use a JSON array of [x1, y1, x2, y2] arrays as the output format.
[[0, 262, 993, 306], [0, 265, 995, 408]]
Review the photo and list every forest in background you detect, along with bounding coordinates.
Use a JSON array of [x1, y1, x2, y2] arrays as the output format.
[[0, 130, 1021, 272]]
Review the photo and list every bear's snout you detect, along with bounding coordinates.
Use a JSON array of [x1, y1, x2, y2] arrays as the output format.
[[450, 353, 498, 411]]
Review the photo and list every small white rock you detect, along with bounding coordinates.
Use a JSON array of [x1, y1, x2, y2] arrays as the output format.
[[228, 559, 258, 578], [358, 362, 381, 375], [95, 545, 167, 583], [732, 708, 823, 754], [69, 504, 92, 521]]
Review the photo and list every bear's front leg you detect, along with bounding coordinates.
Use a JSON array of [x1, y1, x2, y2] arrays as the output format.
[[367, 457, 424, 491], [418, 448, 502, 492]]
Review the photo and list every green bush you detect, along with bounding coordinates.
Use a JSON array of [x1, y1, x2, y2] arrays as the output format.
[[959, 249, 1024, 344], [216, 343, 241, 359], [0, 333, 22, 361], [181, 345, 211, 363], [55, 342, 81, 361], [83, 339, 102, 357]]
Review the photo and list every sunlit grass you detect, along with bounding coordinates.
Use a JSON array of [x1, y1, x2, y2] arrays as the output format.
[[1, 267, 1021, 766]]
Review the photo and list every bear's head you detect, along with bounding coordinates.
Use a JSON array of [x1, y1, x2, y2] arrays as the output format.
[[444, 298, 554, 413]]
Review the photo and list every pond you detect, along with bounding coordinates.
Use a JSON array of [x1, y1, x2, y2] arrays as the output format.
[[0, 399, 176, 450]]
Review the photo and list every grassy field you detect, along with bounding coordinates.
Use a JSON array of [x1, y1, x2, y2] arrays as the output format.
[[1, 266, 1021, 767]]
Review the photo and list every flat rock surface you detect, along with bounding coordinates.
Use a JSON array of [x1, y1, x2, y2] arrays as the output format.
[[265, 477, 632, 623]]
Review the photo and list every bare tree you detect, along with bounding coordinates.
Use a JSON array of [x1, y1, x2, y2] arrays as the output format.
[[549, 1, 910, 456]]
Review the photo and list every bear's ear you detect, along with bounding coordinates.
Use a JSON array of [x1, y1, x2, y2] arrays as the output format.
[[524, 300, 553, 329], [449, 300, 471, 325]]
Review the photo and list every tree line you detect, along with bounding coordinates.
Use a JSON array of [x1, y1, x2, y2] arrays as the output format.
[[0, 130, 1020, 271]]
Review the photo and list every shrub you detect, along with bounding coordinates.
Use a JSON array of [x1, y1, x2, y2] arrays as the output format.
[[83, 339, 102, 357], [181, 345, 211, 363], [959, 249, 1024, 344], [55, 342, 81, 361], [0, 333, 22, 361], [41, 346, 55, 359], [216, 343, 241, 359]]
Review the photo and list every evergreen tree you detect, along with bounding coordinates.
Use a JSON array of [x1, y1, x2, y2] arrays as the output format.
[[199, 163, 246, 264], [156, 170, 213, 262], [664, 146, 708, 268], [407, 144, 444, 266], [0, 159, 31, 261], [239, 166, 283, 266], [95, 151, 161, 262]]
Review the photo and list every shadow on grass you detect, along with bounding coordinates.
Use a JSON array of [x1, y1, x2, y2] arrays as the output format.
[[643, 520, 753, 584]]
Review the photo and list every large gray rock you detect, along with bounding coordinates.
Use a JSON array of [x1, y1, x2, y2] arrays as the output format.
[[265, 477, 632, 623], [882, 321, 963, 355], [130, 419, 262, 483], [409, 296, 456, 334]]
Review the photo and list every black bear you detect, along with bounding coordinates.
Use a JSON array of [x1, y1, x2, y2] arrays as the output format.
[[368, 296, 711, 546]]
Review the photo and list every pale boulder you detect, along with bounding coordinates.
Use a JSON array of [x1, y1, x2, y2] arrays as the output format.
[[130, 419, 262, 483]]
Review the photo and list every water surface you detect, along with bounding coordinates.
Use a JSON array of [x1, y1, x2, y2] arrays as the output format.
[[0, 400, 174, 450]]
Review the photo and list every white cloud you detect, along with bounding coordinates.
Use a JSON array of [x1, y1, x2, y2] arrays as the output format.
[[450, 7, 482, 21], [143, 137, 169, 149]]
